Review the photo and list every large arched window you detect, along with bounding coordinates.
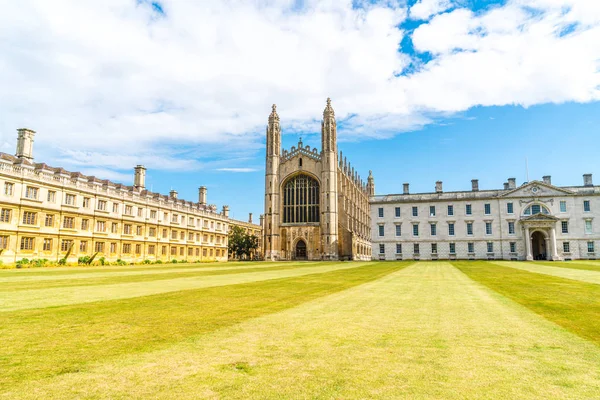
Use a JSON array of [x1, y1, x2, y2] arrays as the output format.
[[283, 174, 320, 223], [523, 204, 550, 215]]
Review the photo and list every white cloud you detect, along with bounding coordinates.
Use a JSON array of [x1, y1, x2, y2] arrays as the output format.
[[0, 0, 598, 177], [217, 168, 259, 173]]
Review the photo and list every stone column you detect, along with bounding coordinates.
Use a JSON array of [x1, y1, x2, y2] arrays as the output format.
[[544, 237, 550, 260], [525, 226, 533, 261], [550, 227, 560, 261]]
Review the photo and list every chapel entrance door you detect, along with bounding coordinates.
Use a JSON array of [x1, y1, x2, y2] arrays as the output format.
[[531, 231, 547, 260], [295, 240, 307, 260]]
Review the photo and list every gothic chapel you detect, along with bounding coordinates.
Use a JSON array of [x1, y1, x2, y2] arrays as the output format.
[[263, 99, 372, 261]]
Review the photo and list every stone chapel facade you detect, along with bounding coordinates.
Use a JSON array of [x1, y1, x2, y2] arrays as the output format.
[[263, 99, 372, 261]]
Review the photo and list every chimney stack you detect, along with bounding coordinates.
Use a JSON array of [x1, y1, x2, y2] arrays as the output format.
[[503, 182, 509, 190], [249, 213, 253, 224], [16, 128, 36, 160], [169, 190, 178, 199], [543, 175, 551, 185], [222, 205, 229, 218], [471, 179, 479, 192], [584, 174, 593, 187], [508, 178, 516, 189], [259, 214, 264, 229], [133, 165, 146, 190], [403, 183, 410, 195], [435, 181, 443, 193], [199, 186, 207, 205]]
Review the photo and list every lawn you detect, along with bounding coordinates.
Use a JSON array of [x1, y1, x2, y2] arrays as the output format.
[[1, 261, 600, 399]]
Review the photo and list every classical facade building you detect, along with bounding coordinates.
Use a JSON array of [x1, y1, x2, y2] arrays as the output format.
[[371, 176, 599, 261], [263, 99, 372, 261], [0, 128, 261, 264]]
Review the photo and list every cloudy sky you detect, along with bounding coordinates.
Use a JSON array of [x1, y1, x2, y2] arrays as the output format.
[[1, 0, 599, 219]]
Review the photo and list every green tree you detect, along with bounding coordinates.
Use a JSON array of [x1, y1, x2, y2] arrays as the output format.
[[228, 226, 259, 260]]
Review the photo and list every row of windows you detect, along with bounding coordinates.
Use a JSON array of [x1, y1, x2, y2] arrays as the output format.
[[379, 220, 593, 237], [379, 241, 596, 255], [378, 200, 592, 218]]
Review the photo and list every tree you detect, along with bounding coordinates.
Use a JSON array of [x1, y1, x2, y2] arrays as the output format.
[[228, 226, 259, 260]]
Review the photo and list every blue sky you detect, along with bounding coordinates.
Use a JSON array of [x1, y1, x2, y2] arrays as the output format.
[[0, 0, 599, 221]]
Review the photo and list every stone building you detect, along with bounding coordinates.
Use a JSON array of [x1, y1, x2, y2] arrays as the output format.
[[263, 99, 372, 261], [0, 128, 261, 264], [228, 212, 263, 259], [371, 176, 599, 261]]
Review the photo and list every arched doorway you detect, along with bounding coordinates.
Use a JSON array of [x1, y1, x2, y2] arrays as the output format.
[[531, 231, 547, 260], [295, 240, 307, 260]]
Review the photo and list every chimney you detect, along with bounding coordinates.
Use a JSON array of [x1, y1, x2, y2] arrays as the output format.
[[403, 183, 410, 195], [503, 182, 509, 190], [249, 213, 253, 224], [435, 181, 443, 193], [508, 178, 516, 189], [471, 179, 479, 192], [16, 128, 36, 160], [169, 190, 178, 199], [133, 165, 146, 190], [583, 174, 593, 187], [543, 175, 551, 185], [199, 186, 207, 205], [222, 205, 229, 218], [259, 214, 264, 229]]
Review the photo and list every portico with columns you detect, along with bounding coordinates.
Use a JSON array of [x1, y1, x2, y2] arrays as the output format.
[[521, 214, 561, 261]]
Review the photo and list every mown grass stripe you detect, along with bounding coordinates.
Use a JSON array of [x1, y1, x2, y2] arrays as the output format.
[[453, 261, 600, 345], [0, 262, 409, 392], [493, 261, 600, 285], [536, 261, 600, 272]]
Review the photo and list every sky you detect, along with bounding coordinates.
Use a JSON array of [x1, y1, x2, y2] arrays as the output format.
[[0, 0, 599, 221]]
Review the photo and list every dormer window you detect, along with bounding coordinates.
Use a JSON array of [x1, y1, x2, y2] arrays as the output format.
[[523, 204, 550, 215]]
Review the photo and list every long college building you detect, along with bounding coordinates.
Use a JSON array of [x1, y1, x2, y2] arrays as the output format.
[[371, 177, 599, 261], [0, 128, 262, 264]]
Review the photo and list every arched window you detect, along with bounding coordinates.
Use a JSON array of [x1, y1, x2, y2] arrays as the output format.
[[523, 204, 550, 215], [283, 174, 320, 223]]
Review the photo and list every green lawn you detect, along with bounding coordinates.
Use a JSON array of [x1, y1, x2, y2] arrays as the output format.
[[1, 261, 600, 399]]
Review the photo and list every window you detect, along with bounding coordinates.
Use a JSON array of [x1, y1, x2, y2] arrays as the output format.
[[507, 203, 514, 214], [149, 227, 156, 237], [148, 245, 155, 255], [0, 236, 8, 249], [561, 221, 569, 234], [468, 242, 474, 253], [180, 232, 185, 240], [188, 247, 193, 256], [163, 229, 168, 239], [485, 222, 492, 235], [65, 193, 76, 205], [560, 201, 567, 213], [588, 242, 595, 253], [61, 239, 73, 252], [189, 217, 195, 226], [135, 244, 141, 254], [111, 222, 118, 233], [188, 232, 194, 240], [378, 207, 384, 218], [20, 237, 35, 250], [110, 243, 117, 253], [282, 175, 320, 223], [412, 206, 418, 217], [124, 224, 132, 235], [508, 221, 515, 235], [431, 243, 437, 254], [172, 230, 178, 239], [413, 224, 419, 237], [136, 225, 142, 236], [22, 211, 37, 225], [162, 246, 167, 255], [379, 244, 385, 254], [395, 207, 401, 217], [585, 220, 593, 234], [179, 247, 184, 256], [47, 191, 56, 202], [122, 243, 131, 254], [81, 219, 89, 230], [172, 214, 178, 223], [150, 210, 157, 219], [83, 197, 90, 208], [484, 204, 491, 215], [396, 243, 402, 254], [466, 204, 472, 215], [413, 243, 420, 254], [25, 186, 38, 199], [112, 203, 119, 213], [448, 223, 455, 236], [449, 243, 456, 254], [524, 204, 550, 215], [63, 216, 75, 229], [95, 242, 105, 252], [137, 208, 143, 217], [430, 206, 436, 217], [4, 182, 14, 196], [0, 209, 11, 223], [563, 242, 570, 253], [430, 223, 437, 236], [510, 242, 516, 253], [584, 200, 591, 212], [487, 242, 494, 253], [447, 205, 454, 216], [80, 241, 88, 252], [43, 238, 52, 251], [125, 205, 133, 215], [378, 225, 385, 237], [97, 200, 107, 211]]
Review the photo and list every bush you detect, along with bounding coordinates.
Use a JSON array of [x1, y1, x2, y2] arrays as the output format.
[[31, 259, 48, 268], [153, 260, 163, 264], [171, 259, 178, 264], [78, 256, 91, 265], [115, 259, 128, 266], [142, 259, 152, 264], [57, 258, 67, 265], [98, 257, 106, 266]]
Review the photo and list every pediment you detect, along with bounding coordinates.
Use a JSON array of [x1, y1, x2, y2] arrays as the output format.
[[501, 180, 574, 198], [521, 213, 559, 222]]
